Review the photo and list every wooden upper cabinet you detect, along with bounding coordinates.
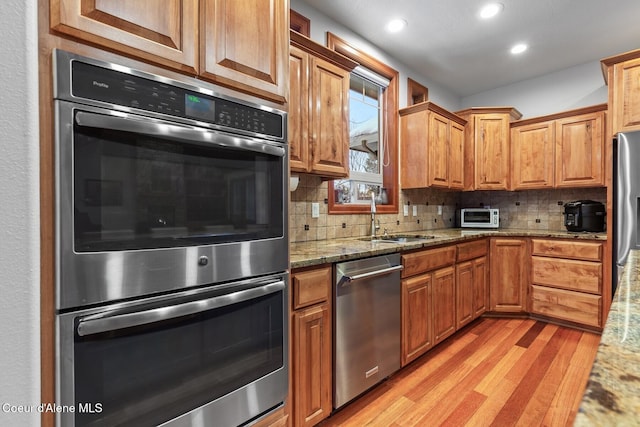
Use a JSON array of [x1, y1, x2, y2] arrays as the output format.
[[51, 0, 290, 103], [288, 45, 310, 172], [201, 0, 289, 103], [475, 114, 511, 190], [510, 104, 606, 189], [602, 50, 640, 136], [456, 107, 522, 191], [51, 0, 199, 73], [288, 31, 357, 177], [555, 111, 604, 187], [309, 57, 350, 177], [511, 121, 555, 189], [399, 102, 467, 190]]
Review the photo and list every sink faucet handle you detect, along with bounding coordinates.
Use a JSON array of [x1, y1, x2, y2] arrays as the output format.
[[383, 228, 388, 237]]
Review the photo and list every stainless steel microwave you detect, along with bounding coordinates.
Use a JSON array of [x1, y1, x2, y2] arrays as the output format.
[[460, 208, 499, 228]]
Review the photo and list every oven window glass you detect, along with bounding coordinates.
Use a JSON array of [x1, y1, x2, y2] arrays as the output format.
[[73, 289, 284, 426], [463, 211, 491, 223], [72, 116, 284, 251]]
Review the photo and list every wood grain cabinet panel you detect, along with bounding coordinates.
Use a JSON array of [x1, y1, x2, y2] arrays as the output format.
[[473, 256, 489, 317], [456, 261, 474, 329], [399, 102, 466, 190], [455, 108, 522, 191], [457, 239, 488, 262], [401, 273, 433, 366], [490, 238, 527, 313], [401, 245, 456, 278], [530, 285, 601, 328], [531, 257, 602, 294], [555, 112, 605, 187], [531, 239, 602, 261], [292, 265, 331, 310], [288, 32, 356, 177], [293, 304, 332, 427], [51, 0, 199, 73], [606, 55, 640, 134], [433, 266, 456, 344], [201, 0, 288, 103], [511, 121, 555, 189]]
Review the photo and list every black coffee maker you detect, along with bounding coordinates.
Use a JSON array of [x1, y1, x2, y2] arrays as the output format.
[[563, 200, 605, 232]]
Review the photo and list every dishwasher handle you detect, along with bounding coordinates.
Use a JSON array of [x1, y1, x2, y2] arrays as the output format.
[[342, 265, 403, 283]]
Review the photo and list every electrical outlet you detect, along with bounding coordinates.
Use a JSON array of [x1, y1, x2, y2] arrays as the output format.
[[311, 202, 319, 218], [437, 205, 443, 215], [403, 205, 409, 216], [412, 205, 418, 216]]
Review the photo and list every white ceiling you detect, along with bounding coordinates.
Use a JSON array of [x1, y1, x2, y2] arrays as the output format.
[[297, 0, 640, 97]]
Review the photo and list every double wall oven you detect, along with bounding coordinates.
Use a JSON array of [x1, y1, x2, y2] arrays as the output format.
[[53, 50, 288, 427]]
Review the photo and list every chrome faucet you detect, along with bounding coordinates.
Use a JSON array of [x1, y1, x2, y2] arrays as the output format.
[[371, 193, 380, 237]]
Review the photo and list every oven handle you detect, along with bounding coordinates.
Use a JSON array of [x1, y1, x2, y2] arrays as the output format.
[[74, 110, 286, 158], [76, 280, 285, 337]]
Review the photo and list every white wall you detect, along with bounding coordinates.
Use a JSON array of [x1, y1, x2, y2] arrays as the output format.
[[0, 0, 41, 425], [461, 60, 608, 119], [290, 0, 462, 111]]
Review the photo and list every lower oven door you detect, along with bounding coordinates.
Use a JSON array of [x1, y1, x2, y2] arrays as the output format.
[[56, 273, 288, 427]]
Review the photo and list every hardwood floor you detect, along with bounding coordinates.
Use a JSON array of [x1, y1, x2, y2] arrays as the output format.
[[319, 317, 601, 427]]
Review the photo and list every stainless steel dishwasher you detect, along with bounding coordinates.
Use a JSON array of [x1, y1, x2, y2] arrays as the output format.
[[334, 253, 402, 408]]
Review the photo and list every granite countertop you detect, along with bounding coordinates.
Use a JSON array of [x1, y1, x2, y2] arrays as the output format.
[[290, 228, 607, 269], [575, 250, 640, 426]]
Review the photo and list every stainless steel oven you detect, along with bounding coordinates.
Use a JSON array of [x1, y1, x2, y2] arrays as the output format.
[[53, 49, 287, 309], [53, 49, 289, 426], [56, 273, 288, 427]]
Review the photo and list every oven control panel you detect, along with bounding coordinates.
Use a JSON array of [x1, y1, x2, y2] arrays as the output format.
[[70, 61, 284, 140]]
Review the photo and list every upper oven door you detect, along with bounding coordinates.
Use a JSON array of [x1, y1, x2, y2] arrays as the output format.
[[55, 102, 289, 310]]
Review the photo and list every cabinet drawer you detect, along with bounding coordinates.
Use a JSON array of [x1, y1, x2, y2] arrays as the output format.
[[531, 256, 601, 294], [531, 239, 602, 261], [456, 239, 488, 262], [402, 245, 456, 278], [292, 265, 332, 310], [530, 285, 602, 328]]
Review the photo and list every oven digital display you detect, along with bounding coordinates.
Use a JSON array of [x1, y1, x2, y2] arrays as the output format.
[[185, 94, 215, 121]]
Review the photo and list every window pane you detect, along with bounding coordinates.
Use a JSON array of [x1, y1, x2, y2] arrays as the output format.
[[350, 82, 380, 175]]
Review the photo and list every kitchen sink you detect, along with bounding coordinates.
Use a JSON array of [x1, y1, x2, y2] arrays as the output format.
[[358, 234, 436, 243]]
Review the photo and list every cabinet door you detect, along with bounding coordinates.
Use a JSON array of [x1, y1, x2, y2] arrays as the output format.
[[309, 57, 350, 177], [490, 239, 527, 312], [511, 121, 555, 189], [201, 0, 288, 103], [400, 110, 429, 189], [475, 114, 510, 190], [612, 57, 640, 133], [428, 113, 450, 188], [433, 266, 456, 344], [449, 120, 465, 189], [401, 274, 433, 366], [288, 46, 310, 173], [456, 261, 474, 329], [51, 0, 198, 73], [293, 303, 332, 427], [473, 256, 489, 317], [555, 112, 604, 187]]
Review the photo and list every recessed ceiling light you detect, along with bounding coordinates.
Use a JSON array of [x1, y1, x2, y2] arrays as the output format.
[[480, 3, 504, 19], [386, 18, 407, 33], [510, 43, 528, 54]]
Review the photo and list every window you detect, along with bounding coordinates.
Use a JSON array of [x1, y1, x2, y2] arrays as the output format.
[[334, 69, 388, 204], [327, 33, 399, 214]]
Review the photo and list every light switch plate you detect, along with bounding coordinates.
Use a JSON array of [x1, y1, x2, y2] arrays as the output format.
[[412, 205, 418, 216], [403, 205, 409, 217], [311, 202, 320, 218], [437, 205, 443, 215]]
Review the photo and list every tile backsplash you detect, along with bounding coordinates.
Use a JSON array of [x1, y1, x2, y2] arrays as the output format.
[[289, 174, 607, 243]]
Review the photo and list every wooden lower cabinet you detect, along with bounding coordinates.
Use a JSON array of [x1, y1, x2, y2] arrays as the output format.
[[293, 304, 332, 427], [291, 266, 332, 427], [401, 273, 433, 366], [530, 238, 604, 329], [433, 266, 456, 344], [456, 256, 488, 329], [489, 238, 528, 313]]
